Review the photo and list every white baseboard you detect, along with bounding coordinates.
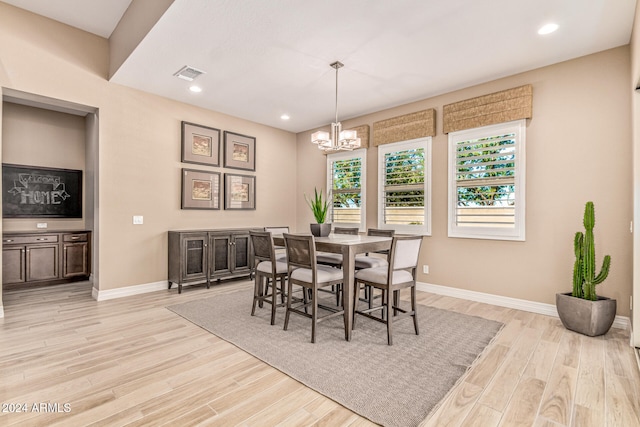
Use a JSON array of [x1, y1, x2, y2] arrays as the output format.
[[92, 281, 168, 301], [0, 305, 4, 318], [417, 282, 630, 331]]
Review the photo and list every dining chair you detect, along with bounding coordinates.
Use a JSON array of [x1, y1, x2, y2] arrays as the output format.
[[250, 230, 288, 325], [352, 235, 423, 345], [264, 226, 290, 262], [283, 233, 345, 343], [355, 228, 395, 310], [315, 226, 359, 267], [315, 226, 359, 305]]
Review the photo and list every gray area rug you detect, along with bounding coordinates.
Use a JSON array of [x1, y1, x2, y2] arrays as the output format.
[[167, 290, 503, 427]]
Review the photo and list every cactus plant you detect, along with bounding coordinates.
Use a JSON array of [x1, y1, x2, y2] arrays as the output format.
[[571, 201, 611, 301]]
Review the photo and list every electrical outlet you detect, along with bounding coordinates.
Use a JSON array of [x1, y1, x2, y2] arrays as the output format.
[[133, 215, 144, 225], [36, 223, 47, 229], [423, 265, 429, 274]]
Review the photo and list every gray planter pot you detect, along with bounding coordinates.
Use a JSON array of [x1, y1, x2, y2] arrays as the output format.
[[555, 292, 616, 337], [310, 223, 331, 237]]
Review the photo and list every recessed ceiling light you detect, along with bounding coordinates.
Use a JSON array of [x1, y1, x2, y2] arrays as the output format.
[[281, 114, 290, 120], [538, 23, 559, 35], [189, 85, 202, 93]]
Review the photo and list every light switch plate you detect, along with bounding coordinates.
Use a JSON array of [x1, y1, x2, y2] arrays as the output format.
[[133, 215, 143, 225], [36, 223, 48, 229]]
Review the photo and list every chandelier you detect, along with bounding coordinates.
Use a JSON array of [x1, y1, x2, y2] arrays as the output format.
[[311, 61, 361, 151]]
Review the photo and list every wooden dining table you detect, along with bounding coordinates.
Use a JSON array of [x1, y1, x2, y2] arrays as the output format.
[[272, 233, 392, 341]]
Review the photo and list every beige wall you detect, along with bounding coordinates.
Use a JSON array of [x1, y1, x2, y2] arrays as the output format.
[[630, 3, 640, 345], [298, 46, 633, 316], [0, 3, 298, 297], [2, 102, 87, 231]]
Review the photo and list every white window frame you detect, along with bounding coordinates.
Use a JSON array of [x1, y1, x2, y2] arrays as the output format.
[[326, 148, 366, 231], [447, 119, 526, 241], [377, 137, 432, 235]]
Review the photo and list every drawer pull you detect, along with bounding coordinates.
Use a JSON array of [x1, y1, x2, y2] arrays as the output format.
[[71, 236, 79, 240], [36, 238, 48, 241], [4, 239, 13, 243]]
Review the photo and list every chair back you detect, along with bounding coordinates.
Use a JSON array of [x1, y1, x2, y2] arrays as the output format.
[[367, 228, 394, 255], [264, 226, 289, 235], [334, 227, 359, 235], [389, 236, 423, 271], [283, 233, 316, 271], [250, 230, 276, 264]]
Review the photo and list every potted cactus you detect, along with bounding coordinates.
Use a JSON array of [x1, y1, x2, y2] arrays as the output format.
[[556, 201, 616, 336]]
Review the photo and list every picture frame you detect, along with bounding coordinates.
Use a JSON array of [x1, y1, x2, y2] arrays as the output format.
[[181, 168, 221, 210], [224, 173, 256, 210], [2, 164, 83, 218], [181, 121, 220, 167], [223, 131, 256, 171]]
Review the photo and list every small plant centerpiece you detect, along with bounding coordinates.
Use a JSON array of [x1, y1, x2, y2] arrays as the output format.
[[556, 201, 616, 336], [305, 187, 331, 237]]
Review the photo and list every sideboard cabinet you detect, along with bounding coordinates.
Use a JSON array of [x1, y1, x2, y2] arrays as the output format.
[[168, 228, 258, 293], [2, 230, 91, 288]]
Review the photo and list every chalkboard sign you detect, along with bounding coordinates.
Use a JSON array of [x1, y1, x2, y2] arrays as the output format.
[[2, 164, 82, 218]]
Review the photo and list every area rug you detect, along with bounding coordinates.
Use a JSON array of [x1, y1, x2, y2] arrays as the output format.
[[167, 290, 503, 427]]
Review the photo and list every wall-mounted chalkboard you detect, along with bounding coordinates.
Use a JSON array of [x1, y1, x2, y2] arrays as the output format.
[[2, 164, 83, 218]]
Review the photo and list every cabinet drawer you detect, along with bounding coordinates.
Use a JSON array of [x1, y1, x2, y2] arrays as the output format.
[[63, 233, 88, 243], [3, 235, 59, 245]]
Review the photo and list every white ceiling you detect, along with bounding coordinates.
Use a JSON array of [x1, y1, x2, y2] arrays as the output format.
[[3, 0, 637, 133]]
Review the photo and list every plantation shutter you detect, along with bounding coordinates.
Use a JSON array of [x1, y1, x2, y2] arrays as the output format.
[[329, 153, 363, 225], [454, 131, 517, 227], [383, 146, 425, 225]]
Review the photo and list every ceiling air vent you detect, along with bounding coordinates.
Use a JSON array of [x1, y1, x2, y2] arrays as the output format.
[[173, 66, 206, 81]]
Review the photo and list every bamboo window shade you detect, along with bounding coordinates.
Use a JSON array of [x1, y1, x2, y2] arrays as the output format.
[[372, 108, 436, 146], [321, 124, 370, 154], [443, 84, 532, 134]]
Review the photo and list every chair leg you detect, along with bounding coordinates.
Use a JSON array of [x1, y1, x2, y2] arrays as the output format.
[[386, 288, 393, 345], [311, 287, 318, 343], [251, 274, 261, 316], [283, 280, 293, 331], [270, 276, 278, 325], [280, 276, 286, 304], [352, 282, 360, 329], [412, 285, 419, 335]]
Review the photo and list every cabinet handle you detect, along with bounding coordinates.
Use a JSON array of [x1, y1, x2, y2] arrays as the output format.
[[36, 238, 48, 241], [4, 239, 13, 243], [71, 236, 79, 240]]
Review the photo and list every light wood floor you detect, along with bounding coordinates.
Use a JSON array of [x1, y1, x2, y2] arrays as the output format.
[[1, 281, 639, 427]]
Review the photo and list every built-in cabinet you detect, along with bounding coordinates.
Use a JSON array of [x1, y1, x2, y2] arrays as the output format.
[[2, 231, 91, 287], [168, 228, 258, 293]]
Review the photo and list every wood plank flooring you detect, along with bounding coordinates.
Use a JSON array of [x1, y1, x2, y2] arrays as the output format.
[[0, 281, 638, 426]]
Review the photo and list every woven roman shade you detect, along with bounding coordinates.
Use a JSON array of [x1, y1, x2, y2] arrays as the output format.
[[372, 109, 436, 146], [322, 124, 369, 155], [443, 85, 532, 134]]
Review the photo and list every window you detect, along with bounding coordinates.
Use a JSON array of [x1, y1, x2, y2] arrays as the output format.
[[448, 119, 526, 240], [327, 149, 366, 230], [377, 138, 431, 235]]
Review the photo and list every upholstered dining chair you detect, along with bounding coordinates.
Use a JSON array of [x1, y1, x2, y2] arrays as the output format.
[[315, 226, 359, 267], [283, 233, 345, 343], [250, 230, 288, 325], [264, 226, 290, 261], [355, 228, 395, 310], [315, 226, 359, 305], [352, 235, 423, 345]]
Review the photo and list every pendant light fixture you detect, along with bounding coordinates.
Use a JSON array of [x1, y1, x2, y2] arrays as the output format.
[[311, 61, 360, 151]]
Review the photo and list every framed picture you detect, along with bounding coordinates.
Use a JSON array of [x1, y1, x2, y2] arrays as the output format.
[[223, 131, 256, 171], [224, 173, 256, 210], [181, 121, 220, 167], [181, 168, 221, 210], [2, 164, 83, 218]]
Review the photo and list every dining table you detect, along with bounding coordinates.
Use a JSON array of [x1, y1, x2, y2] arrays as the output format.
[[272, 233, 392, 341]]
